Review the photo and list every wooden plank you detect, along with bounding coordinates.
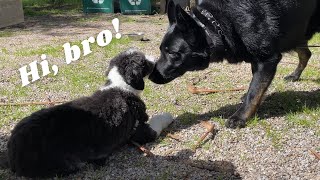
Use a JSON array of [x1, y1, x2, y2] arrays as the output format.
[[0, 0, 24, 28]]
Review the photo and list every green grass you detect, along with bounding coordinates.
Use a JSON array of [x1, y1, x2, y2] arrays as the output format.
[[24, 7, 81, 16], [309, 33, 320, 53], [23, 0, 82, 6], [286, 106, 320, 128], [176, 113, 199, 126], [157, 136, 171, 146], [0, 31, 14, 37], [0, 37, 131, 128], [309, 33, 320, 45], [211, 117, 225, 126], [260, 121, 284, 149], [1, 48, 9, 54], [15, 44, 64, 57], [247, 115, 262, 127], [23, 0, 82, 16], [15, 37, 131, 58]]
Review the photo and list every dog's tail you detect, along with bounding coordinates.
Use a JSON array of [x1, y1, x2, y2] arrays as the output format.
[[0, 151, 9, 169]]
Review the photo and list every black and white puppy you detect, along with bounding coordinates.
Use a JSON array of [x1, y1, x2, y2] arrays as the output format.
[[5, 49, 172, 178]]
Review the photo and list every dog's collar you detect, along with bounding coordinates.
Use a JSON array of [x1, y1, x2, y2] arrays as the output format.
[[191, 7, 228, 53], [198, 8, 225, 36]]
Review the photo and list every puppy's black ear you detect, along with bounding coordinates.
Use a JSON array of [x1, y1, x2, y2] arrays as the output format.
[[126, 68, 145, 91], [167, 0, 176, 25]]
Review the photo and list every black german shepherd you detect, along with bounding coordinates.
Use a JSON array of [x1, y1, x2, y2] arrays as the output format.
[[149, 0, 320, 128]]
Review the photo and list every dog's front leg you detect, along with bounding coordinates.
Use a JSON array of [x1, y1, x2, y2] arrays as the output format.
[[225, 54, 281, 128]]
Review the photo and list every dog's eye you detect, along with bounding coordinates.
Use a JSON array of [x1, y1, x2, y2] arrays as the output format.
[[168, 51, 180, 58]]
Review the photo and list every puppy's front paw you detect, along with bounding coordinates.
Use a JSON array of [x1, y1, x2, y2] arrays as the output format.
[[225, 116, 246, 129], [148, 113, 173, 136]]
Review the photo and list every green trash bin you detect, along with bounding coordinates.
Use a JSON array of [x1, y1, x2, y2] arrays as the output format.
[[83, 0, 114, 13], [120, 0, 151, 15]]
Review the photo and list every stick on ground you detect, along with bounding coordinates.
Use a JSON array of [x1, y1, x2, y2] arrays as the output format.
[[188, 85, 246, 94], [166, 133, 181, 141], [0, 101, 67, 106], [131, 141, 154, 157], [310, 149, 320, 160], [193, 121, 215, 151]]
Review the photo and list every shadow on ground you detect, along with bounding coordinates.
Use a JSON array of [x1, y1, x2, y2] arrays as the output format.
[[0, 131, 240, 179], [144, 149, 241, 179], [173, 89, 320, 130]]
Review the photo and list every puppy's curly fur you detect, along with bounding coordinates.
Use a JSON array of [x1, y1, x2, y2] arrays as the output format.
[[5, 49, 158, 178]]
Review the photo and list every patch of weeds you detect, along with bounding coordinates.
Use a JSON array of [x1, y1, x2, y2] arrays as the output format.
[[217, 175, 224, 180], [58, 63, 104, 96], [1, 48, 9, 54], [23, 0, 82, 17], [286, 106, 319, 128], [309, 33, 320, 53], [77, 15, 104, 23], [309, 33, 320, 44], [118, 16, 136, 23], [302, 68, 320, 79], [157, 136, 171, 146], [0, 105, 42, 128], [272, 79, 287, 92], [103, 37, 132, 58], [261, 91, 318, 116], [218, 130, 231, 140], [183, 135, 199, 149], [0, 31, 14, 37], [247, 115, 261, 127], [15, 44, 63, 57], [211, 117, 225, 126], [176, 112, 198, 126], [0, 83, 33, 99], [260, 121, 283, 149], [14, 36, 112, 58], [239, 153, 248, 161], [202, 140, 212, 150]]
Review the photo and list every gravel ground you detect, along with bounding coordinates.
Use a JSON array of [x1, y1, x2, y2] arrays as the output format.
[[0, 14, 319, 180]]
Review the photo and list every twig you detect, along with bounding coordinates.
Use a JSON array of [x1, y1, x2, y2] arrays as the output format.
[[200, 121, 214, 131], [131, 141, 154, 157], [193, 121, 215, 151], [47, 97, 55, 107], [166, 133, 181, 141], [188, 85, 246, 94], [310, 149, 320, 160], [0, 101, 67, 106]]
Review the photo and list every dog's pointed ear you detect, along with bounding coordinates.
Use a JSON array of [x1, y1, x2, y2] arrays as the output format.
[[167, 0, 176, 25], [175, 4, 194, 28], [175, 5, 204, 46]]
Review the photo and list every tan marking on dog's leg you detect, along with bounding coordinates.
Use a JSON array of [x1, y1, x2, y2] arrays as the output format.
[[285, 43, 312, 81]]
